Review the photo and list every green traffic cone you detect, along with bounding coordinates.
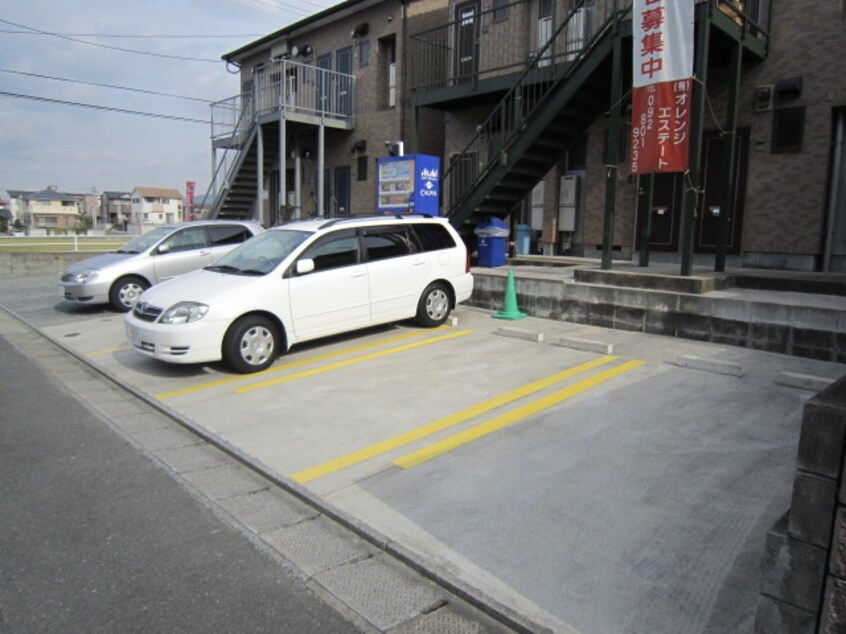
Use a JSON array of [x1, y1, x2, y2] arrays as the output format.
[[493, 269, 526, 320]]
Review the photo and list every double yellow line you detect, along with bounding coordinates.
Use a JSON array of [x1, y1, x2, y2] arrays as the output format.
[[291, 355, 645, 483], [155, 325, 469, 400]]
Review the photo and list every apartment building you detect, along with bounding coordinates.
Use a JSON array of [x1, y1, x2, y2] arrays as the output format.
[[209, 0, 449, 225], [408, 0, 846, 272], [210, 0, 846, 272]]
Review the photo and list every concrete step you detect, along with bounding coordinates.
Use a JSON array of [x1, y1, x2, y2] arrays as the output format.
[[469, 266, 846, 363]]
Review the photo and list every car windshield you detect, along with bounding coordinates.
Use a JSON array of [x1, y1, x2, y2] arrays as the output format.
[[205, 229, 311, 276], [116, 226, 175, 254]]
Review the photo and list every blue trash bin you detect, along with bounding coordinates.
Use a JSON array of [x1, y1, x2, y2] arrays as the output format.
[[475, 217, 508, 267], [516, 224, 532, 255]]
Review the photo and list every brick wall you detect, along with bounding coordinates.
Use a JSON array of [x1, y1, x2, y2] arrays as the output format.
[[755, 374, 846, 633]]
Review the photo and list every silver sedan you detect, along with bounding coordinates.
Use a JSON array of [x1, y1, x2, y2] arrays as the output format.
[[60, 220, 265, 312]]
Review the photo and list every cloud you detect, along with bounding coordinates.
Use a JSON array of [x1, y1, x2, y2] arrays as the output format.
[[0, 0, 335, 195]]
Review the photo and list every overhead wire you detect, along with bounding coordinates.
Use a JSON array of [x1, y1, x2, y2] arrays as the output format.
[[0, 18, 222, 62], [0, 91, 209, 124], [0, 68, 214, 104]]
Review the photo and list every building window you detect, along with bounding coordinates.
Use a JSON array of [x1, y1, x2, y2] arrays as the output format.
[[357, 155, 368, 181], [359, 40, 370, 67], [771, 107, 805, 153], [494, 0, 509, 21]]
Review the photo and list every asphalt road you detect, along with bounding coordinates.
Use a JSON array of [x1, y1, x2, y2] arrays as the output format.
[[0, 336, 361, 633]]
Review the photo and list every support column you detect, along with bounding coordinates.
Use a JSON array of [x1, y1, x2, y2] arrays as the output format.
[[601, 31, 624, 271], [279, 113, 286, 225], [294, 138, 303, 220], [680, 1, 711, 276], [256, 125, 264, 224], [716, 40, 742, 272], [317, 122, 325, 217]]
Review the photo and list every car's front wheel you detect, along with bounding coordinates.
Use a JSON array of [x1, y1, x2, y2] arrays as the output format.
[[109, 275, 149, 312], [415, 282, 451, 327], [222, 316, 279, 373]]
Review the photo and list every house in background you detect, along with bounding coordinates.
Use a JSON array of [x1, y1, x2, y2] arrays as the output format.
[[7, 186, 82, 233], [101, 191, 132, 228], [208, 0, 449, 225], [130, 187, 184, 227]]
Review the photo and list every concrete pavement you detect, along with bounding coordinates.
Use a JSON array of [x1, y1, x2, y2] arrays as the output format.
[[3, 269, 846, 632]]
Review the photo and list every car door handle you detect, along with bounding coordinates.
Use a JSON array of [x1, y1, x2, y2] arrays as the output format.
[[199, 250, 211, 256], [412, 257, 426, 266], [350, 269, 366, 278]]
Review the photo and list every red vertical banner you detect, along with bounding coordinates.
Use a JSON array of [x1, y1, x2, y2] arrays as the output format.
[[185, 181, 195, 221], [630, 0, 694, 176]]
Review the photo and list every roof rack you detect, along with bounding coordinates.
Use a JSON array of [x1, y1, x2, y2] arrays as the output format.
[[316, 213, 437, 230]]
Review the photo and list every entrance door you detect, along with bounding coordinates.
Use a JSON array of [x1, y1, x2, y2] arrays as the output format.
[[316, 53, 332, 115], [636, 128, 749, 255], [636, 173, 683, 252], [454, 0, 480, 85], [333, 166, 351, 216], [538, 0, 553, 67], [694, 128, 750, 254], [335, 46, 353, 117], [449, 151, 478, 210]]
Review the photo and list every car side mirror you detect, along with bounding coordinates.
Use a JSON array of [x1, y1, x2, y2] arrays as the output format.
[[157, 243, 170, 255], [296, 259, 315, 275]]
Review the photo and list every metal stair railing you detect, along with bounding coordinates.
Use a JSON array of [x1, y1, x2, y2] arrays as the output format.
[[206, 91, 256, 218], [442, 0, 632, 221]]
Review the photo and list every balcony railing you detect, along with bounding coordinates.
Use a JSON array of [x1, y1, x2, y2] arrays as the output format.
[[207, 59, 355, 216], [210, 59, 355, 143], [410, 0, 771, 96], [410, 0, 627, 94]]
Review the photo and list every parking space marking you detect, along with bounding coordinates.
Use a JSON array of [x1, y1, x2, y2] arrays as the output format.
[[234, 329, 475, 394], [290, 355, 619, 484], [87, 345, 130, 357], [155, 326, 453, 400], [393, 359, 647, 469]]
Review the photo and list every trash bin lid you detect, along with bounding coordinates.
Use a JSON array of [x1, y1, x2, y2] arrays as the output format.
[[474, 216, 509, 237]]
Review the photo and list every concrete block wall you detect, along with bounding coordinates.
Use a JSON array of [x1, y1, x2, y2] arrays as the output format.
[[754, 374, 846, 633], [468, 270, 846, 362], [0, 252, 93, 276]]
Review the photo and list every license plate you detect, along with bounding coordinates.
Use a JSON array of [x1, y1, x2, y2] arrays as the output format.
[[127, 326, 141, 346]]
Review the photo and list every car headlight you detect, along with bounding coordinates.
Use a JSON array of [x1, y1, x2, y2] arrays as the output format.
[[159, 302, 209, 324], [72, 269, 100, 283]]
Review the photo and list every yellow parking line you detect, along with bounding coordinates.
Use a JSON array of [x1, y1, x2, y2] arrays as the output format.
[[393, 359, 646, 469], [235, 329, 474, 394], [156, 326, 452, 400], [87, 345, 130, 357], [290, 355, 618, 483]]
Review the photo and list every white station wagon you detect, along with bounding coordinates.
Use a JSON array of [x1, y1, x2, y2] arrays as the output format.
[[124, 215, 474, 373]]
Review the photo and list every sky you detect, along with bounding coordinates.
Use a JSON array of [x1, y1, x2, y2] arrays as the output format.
[[0, 0, 338, 200]]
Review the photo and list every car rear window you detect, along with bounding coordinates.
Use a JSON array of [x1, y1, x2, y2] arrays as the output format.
[[412, 223, 457, 252], [209, 224, 252, 246]]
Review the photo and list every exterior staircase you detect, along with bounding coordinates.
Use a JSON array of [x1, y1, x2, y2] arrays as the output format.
[[444, 0, 632, 231]]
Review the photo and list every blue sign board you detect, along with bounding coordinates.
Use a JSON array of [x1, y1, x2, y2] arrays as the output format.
[[376, 154, 441, 215]]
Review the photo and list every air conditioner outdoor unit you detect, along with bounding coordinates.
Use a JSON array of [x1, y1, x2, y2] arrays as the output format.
[[270, 42, 290, 59]]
